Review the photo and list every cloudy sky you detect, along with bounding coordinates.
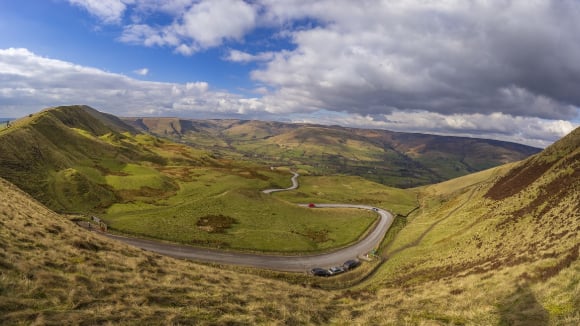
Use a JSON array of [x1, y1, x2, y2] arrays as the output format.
[[1, 0, 579, 147]]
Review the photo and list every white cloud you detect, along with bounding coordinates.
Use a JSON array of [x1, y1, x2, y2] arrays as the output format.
[[0, 47, 575, 147], [133, 68, 149, 76], [8, 0, 580, 147], [68, 0, 132, 24], [70, 0, 580, 123], [224, 49, 275, 63], [0, 48, 259, 118], [120, 0, 257, 54], [250, 0, 580, 121]]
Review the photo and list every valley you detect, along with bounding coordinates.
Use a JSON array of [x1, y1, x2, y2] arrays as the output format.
[[124, 117, 540, 188], [0, 105, 578, 325]]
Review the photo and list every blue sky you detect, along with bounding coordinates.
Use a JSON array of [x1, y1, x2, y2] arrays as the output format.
[[1, 0, 579, 147]]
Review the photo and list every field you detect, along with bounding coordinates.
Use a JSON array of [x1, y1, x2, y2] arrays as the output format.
[[104, 168, 377, 253], [274, 175, 418, 216]]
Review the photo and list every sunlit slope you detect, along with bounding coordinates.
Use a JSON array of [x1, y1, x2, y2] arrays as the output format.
[[0, 125, 577, 324], [352, 127, 579, 324], [128, 117, 540, 188], [104, 170, 377, 253], [0, 105, 215, 212], [0, 177, 339, 325]]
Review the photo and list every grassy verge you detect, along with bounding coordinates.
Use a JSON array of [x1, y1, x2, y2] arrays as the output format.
[[274, 175, 417, 216]]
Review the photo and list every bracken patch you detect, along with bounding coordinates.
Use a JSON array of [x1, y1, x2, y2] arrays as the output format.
[[484, 161, 552, 200], [196, 214, 238, 233]]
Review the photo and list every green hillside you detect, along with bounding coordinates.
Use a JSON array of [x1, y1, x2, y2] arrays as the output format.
[[0, 106, 387, 253], [357, 126, 579, 324], [0, 105, 214, 213], [0, 126, 577, 324], [126, 117, 540, 188]]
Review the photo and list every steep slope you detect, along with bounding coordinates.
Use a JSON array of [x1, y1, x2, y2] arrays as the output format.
[[127, 117, 540, 188], [0, 177, 339, 325], [0, 106, 213, 212], [355, 126, 579, 324]]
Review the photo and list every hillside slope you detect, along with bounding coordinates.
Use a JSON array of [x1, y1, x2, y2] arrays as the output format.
[[0, 126, 577, 324], [126, 117, 540, 188], [355, 126, 579, 324], [0, 177, 340, 325], [0, 106, 215, 212]]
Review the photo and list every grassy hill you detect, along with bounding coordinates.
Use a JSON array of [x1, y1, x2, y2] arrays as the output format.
[[0, 105, 217, 213], [0, 177, 340, 325], [0, 126, 577, 324], [125, 117, 540, 188], [354, 126, 579, 324], [0, 106, 387, 253]]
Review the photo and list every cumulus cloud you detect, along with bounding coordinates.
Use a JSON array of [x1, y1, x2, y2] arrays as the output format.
[[0, 48, 260, 118], [0, 47, 575, 147], [6, 0, 580, 147], [120, 0, 257, 55], [68, 1, 580, 119], [71, 0, 580, 121], [68, 0, 132, 24], [133, 67, 149, 76], [224, 49, 275, 63], [253, 0, 580, 121]]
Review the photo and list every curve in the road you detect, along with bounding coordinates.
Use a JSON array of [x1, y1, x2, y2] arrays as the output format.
[[262, 171, 299, 194], [99, 172, 395, 272]]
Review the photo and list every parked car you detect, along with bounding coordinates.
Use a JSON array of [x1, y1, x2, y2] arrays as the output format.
[[328, 266, 346, 275], [311, 267, 331, 277], [343, 259, 361, 270]]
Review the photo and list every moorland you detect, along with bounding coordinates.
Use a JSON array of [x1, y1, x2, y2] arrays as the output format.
[[0, 105, 577, 325]]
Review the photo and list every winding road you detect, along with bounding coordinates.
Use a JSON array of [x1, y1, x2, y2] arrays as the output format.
[[99, 172, 395, 272]]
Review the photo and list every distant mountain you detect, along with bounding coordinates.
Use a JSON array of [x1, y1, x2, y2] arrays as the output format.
[[124, 117, 541, 187]]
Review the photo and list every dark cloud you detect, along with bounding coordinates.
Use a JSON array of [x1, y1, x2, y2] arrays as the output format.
[[254, 1, 580, 121]]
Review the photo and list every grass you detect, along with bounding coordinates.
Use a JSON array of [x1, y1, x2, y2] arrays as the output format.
[[0, 177, 341, 325], [105, 163, 171, 190], [154, 119, 541, 189], [104, 168, 377, 253], [0, 123, 578, 324], [1, 107, 578, 324], [274, 175, 418, 216], [354, 138, 579, 324]]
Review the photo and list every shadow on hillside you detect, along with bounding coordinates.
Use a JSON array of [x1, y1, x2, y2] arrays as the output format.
[[498, 285, 548, 326]]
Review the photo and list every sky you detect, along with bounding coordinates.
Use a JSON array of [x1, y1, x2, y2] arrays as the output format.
[[0, 0, 579, 148]]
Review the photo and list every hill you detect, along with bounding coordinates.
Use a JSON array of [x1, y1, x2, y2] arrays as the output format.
[[359, 126, 579, 324], [0, 124, 577, 324], [0, 106, 388, 253], [125, 117, 540, 188], [0, 176, 339, 325], [0, 105, 217, 213]]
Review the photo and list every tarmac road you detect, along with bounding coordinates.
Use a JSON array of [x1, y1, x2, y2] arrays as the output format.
[[98, 173, 395, 272], [261, 171, 299, 194]]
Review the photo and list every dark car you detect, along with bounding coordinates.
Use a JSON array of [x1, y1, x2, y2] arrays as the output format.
[[310, 267, 331, 277], [343, 259, 361, 270]]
